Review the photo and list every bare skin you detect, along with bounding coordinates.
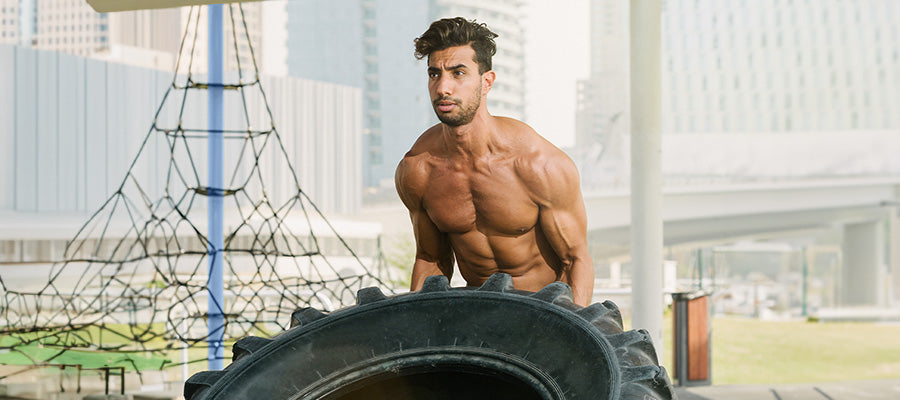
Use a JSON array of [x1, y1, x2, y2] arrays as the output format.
[[395, 45, 594, 306]]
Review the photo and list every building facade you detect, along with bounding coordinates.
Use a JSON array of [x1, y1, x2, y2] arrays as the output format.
[[0, 0, 280, 72], [0, 43, 363, 216], [574, 0, 900, 186], [662, 0, 900, 133], [576, 0, 628, 150], [286, 0, 527, 189], [0, 0, 23, 45]]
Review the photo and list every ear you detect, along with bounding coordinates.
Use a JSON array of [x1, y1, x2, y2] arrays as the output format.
[[481, 70, 495, 96]]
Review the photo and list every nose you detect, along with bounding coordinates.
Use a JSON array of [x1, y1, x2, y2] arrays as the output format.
[[434, 75, 453, 96]]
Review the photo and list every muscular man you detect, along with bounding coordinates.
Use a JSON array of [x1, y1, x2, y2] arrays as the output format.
[[395, 17, 594, 306]]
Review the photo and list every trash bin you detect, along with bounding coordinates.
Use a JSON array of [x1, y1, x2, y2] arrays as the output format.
[[671, 291, 711, 386]]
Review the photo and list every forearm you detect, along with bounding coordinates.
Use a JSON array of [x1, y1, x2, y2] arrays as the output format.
[[410, 259, 452, 291], [563, 255, 595, 307]]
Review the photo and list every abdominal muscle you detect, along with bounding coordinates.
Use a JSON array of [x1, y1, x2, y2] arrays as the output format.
[[448, 229, 561, 292]]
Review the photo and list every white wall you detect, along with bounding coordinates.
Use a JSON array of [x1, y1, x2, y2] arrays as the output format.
[[0, 44, 362, 217]]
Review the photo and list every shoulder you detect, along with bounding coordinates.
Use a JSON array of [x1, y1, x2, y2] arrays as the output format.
[[498, 118, 577, 177], [395, 125, 442, 207], [499, 119, 579, 203]]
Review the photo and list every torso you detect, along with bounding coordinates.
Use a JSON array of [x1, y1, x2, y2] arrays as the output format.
[[403, 118, 563, 291]]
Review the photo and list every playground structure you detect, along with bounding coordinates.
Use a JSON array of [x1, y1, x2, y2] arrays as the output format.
[[1, 2, 397, 397]]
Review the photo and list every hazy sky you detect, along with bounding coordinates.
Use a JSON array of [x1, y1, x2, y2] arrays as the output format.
[[523, 0, 590, 148]]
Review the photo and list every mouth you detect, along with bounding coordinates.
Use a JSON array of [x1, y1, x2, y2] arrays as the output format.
[[434, 99, 457, 113]]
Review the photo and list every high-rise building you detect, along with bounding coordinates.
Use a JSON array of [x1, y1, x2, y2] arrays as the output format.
[[576, 0, 627, 149], [575, 0, 900, 185], [574, 0, 629, 183], [32, 0, 109, 56], [175, 3, 267, 73], [0, 0, 22, 45], [286, 0, 527, 189], [662, 0, 900, 133], [1, 0, 282, 73]]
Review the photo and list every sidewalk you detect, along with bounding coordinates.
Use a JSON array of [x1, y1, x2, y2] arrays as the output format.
[[675, 379, 900, 400]]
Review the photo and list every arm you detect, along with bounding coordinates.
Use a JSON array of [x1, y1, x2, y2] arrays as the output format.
[[528, 153, 595, 306], [395, 157, 455, 291], [407, 208, 455, 291]]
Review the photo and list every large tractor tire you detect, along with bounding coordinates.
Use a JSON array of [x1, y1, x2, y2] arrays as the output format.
[[185, 273, 676, 399]]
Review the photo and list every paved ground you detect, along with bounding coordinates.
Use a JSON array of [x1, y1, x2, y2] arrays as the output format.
[[5, 380, 899, 399], [675, 379, 900, 400]]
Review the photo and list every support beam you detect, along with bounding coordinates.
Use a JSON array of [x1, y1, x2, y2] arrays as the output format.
[[890, 190, 900, 307], [630, 0, 664, 357], [207, 3, 225, 371], [841, 220, 884, 306]]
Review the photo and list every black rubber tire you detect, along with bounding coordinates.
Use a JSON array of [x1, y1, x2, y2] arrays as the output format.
[[184, 273, 676, 400]]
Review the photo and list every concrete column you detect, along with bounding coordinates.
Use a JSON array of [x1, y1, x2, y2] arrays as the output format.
[[630, 0, 664, 356], [889, 206, 899, 307], [841, 220, 884, 306], [610, 262, 622, 287]]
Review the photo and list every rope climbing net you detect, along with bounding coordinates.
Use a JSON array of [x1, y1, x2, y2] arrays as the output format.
[[0, 4, 396, 372]]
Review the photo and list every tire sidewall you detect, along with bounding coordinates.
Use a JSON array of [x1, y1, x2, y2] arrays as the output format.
[[199, 290, 622, 400]]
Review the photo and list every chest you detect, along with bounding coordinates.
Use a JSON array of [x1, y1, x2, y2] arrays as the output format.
[[422, 166, 539, 235]]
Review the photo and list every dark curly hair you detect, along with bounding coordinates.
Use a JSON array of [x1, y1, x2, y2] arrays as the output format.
[[414, 17, 498, 74]]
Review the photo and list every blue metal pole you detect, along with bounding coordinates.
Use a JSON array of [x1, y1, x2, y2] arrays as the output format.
[[207, 3, 225, 371]]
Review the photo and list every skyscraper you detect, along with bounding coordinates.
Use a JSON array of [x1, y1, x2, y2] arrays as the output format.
[[575, 0, 900, 186], [1, 0, 279, 73], [575, 0, 629, 183], [577, 0, 628, 147], [286, 0, 527, 189], [662, 0, 900, 133], [0, 0, 23, 45]]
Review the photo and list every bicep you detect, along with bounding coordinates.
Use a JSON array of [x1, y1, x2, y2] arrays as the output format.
[[539, 200, 588, 261], [537, 171, 594, 304], [408, 208, 454, 290], [396, 157, 453, 274], [534, 157, 589, 258], [410, 208, 452, 264]]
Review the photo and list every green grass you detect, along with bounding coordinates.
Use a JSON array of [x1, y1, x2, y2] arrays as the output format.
[[5, 314, 899, 384], [658, 315, 900, 385], [0, 323, 246, 374]]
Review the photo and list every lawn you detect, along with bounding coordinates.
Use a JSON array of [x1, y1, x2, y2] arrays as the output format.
[[660, 315, 900, 385], [4, 313, 898, 386]]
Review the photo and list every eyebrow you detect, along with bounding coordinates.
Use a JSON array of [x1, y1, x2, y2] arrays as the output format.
[[428, 64, 469, 73]]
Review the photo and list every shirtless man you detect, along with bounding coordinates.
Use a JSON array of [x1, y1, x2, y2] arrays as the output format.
[[395, 17, 594, 306]]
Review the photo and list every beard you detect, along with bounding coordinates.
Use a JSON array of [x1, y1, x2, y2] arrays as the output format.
[[432, 84, 482, 127]]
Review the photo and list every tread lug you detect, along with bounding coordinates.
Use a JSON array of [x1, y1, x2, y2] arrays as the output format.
[[529, 281, 573, 304], [420, 275, 450, 293], [357, 287, 388, 304], [232, 336, 273, 361], [184, 370, 225, 400], [477, 273, 515, 292], [290, 307, 326, 328], [577, 301, 624, 334]]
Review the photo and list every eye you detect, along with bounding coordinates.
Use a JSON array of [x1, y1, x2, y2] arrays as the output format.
[[454, 70, 465, 76]]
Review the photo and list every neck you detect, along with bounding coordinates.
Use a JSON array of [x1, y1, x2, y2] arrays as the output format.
[[441, 108, 494, 158]]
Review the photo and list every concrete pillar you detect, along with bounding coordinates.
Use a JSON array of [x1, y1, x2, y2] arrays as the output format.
[[889, 206, 899, 307], [610, 261, 622, 287], [840, 220, 885, 306], [630, 0, 664, 356]]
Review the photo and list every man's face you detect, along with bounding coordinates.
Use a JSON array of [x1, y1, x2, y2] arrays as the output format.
[[427, 45, 486, 127]]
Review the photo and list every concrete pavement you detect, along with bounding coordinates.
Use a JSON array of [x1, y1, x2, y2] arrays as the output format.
[[675, 379, 900, 400]]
